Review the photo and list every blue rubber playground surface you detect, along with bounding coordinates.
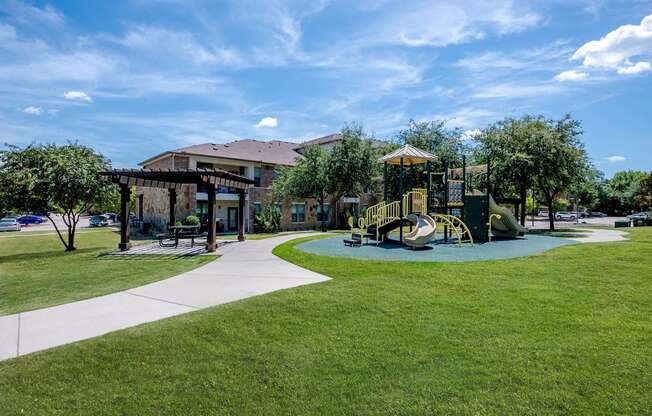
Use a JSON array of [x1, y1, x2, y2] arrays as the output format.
[[296, 234, 577, 262]]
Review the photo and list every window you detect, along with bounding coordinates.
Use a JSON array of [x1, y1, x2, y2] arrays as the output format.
[[195, 201, 208, 223], [275, 203, 283, 215], [253, 202, 262, 215], [291, 203, 305, 223], [254, 166, 261, 187], [316, 203, 330, 222], [197, 161, 213, 170]]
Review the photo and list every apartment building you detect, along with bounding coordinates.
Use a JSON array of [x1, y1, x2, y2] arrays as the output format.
[[136, 134, 373, 232]]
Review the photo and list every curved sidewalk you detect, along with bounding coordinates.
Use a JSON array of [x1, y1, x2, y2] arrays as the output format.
[[0, 233, 329, 361]]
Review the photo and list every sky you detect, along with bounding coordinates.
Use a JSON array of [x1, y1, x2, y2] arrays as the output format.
[[0, 0, 651, 177]]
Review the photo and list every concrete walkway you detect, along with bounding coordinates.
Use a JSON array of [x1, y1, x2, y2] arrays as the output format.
[[0, 233, 329, 361], [569, 228, 629, 243]]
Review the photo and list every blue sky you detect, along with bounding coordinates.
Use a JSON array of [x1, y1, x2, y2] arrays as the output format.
[[0, 0, 651, 176]]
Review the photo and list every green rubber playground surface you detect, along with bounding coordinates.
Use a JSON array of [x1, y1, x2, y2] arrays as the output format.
[[296, 233, 576, 262]]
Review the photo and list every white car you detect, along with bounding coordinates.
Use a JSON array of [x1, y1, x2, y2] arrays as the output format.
[[0, 217, 21, 231], [555, 212, 577, 221]]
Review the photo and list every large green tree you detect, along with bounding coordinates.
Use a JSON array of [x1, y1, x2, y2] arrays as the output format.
[[634, 172, 652, 212], [531, 115, 590, 230], [383, 119, 466, 202], [0, 143, 112, 251], [395, 119, 466, 164], [273, 123, 379, 229], [568, 166, 603, 212], [326, 123, 379, 202], [273, 144, 330, 230], [602, 170, 648, 214], [475, 115, 549, 225]]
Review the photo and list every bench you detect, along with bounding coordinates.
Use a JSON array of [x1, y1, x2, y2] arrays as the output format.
[[343, 233, 365, 247], [156, 232, 203, 248]]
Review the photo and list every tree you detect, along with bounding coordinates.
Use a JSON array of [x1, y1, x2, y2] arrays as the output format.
[[254, 204, 282, 233], [0, 143, 112, 251], [273, 123, 379, 229], [605, 170, 647, 214], [475, 115, 549, 225], [384, 120, 467, 200], [634, 173, 652, 212], [326, 123, 379, 226], [273, 144, 330, 230], [531, 115, 590, 230], [568, 166, 603, 212], [395, 119, 467, 163]]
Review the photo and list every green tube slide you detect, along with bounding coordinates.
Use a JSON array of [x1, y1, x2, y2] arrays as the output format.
[[489, 195, 527, 238]]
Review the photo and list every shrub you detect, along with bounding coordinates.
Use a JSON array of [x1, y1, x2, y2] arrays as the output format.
[[255, 204, 281, 233], [183, 215, 200, 226]]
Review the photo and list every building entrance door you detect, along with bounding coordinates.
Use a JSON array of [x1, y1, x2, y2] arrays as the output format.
[[227, 207, 238, 231]]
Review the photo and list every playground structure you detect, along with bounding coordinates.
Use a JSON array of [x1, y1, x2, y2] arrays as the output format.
[[354, 144, 526, 248]]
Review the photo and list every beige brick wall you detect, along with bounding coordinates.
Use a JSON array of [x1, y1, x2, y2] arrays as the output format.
[[136, 155, 195, 231]]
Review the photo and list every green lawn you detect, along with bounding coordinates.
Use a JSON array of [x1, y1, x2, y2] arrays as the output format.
[[1, 228, 650, 415], [0, 229, 214, 315]]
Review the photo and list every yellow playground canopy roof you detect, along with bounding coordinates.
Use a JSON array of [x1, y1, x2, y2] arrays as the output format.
[[379, 144, 436, 166]]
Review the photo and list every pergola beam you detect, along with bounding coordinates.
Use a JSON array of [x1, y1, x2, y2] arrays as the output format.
[[206, 183, 217, 252], [102, 168, 254, 252]]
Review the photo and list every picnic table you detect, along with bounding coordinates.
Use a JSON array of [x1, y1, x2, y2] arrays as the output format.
[[157, 225, 203, 248]]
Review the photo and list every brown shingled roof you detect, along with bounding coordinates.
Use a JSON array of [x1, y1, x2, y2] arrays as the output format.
[[296, 133, 342, 148], [144, 139, 302, 166], [139, 133, 389, 167]]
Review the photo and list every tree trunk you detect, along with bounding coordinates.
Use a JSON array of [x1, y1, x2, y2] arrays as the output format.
[[546, 194, 555, 231], [46, 212, 69, 251], [66, 231, 76, 251], [519, 186, 527, 226]]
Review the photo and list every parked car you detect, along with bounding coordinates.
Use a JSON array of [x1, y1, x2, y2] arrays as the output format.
[[89, 214, 110, 227], [627, 212, 649, 220], [17, 214, 46, 225], [538, 210, 549, 217], [0, 217, 21, 231], [103, 212, 117, 222], [555, 212, 577, 221], [588, 211, 608, 218]]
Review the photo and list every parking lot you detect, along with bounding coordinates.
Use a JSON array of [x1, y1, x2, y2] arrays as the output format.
[[526, 216, 627, 230]]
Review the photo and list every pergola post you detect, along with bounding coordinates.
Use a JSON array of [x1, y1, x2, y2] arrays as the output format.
[[119, 184, 131, 251], [426, 161, 432, 212], [237, 189, 245, 242], [399, 157, 404, 243], [383, 161, 388, 201], [206, 183, 217, 252], [168, 188, 177, 227]]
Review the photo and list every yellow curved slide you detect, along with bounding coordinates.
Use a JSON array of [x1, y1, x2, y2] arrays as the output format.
[[489, 195, 527, 238]]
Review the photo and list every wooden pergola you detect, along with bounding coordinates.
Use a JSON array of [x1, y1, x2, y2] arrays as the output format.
[[103, 168, 254, 252]]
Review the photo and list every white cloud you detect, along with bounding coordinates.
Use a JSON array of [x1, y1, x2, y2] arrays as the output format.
[[22, 106, 42, 115], [555, 70, 589, 81], [571, 14, 652, 74], [255, 116, 278, 128], [461, 129, 482, 141], [617, 61, 651, 75], [605, 155, 626, 163], [431, 108, 496, 128], [63, 91, 92, 102], [366, 1, 542, 48], [0, 2, 64, 26], [104, 25, 243, 67]]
